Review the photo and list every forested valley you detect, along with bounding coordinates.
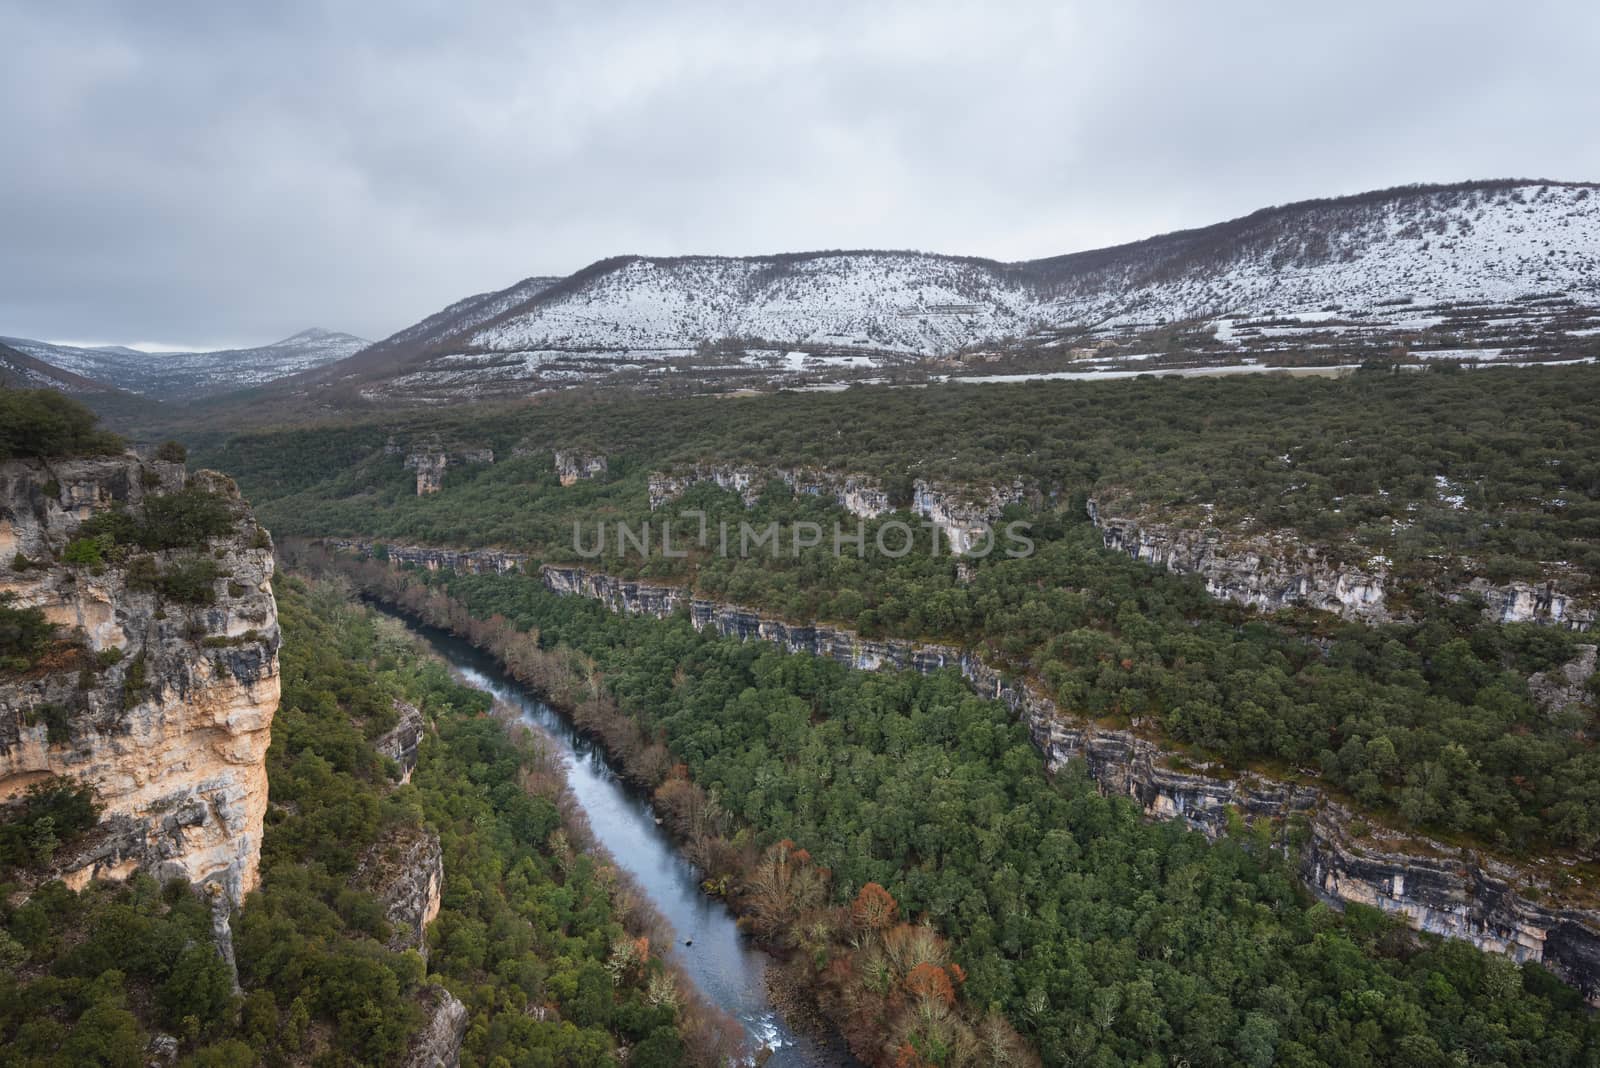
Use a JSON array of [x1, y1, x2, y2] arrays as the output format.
[[2, 574, 737, 1067], [293, 546, 1600, 1068]]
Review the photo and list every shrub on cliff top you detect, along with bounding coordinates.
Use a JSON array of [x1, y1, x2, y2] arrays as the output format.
[[134, 487, 236, 550], [0, 388, 124, 461]]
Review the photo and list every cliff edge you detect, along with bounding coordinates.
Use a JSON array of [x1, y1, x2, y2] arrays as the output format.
[[0, 451, 279, 903]]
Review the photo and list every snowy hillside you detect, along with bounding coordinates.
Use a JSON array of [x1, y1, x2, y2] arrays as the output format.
[[469, 254, 1039, 355], [1037, 181, 1600, 327], [0, 341, 121, 394], [269, 179, 1600, 403], [3, 327, 369, 399]]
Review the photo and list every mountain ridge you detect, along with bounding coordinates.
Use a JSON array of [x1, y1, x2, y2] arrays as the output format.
[[2, 327, 370, 400], [274, 177, 1598, 403]]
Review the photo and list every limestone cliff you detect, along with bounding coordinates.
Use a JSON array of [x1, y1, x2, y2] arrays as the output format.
[[1088, 499, 1596, 630], [646, 463, 1025, 552], [327, 538, 528, 576], [910, 477, 1029, 554], [553, 449, 608, 486], [1088, 499, 1392, 621], [375, 698, 426, 785], [0, 455, 279, 903], [404, 985, 468, 1068], [536, 563, 1600, 1002], [356, 821, 444, 962], [401, 437, 494, 496]]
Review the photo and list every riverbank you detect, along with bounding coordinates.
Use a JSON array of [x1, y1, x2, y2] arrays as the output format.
[[292, 543, 1031, 1066], [369, 600, 860, 1067]]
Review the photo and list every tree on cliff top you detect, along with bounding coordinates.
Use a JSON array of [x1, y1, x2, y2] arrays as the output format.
[[0, 388, 125, 461]]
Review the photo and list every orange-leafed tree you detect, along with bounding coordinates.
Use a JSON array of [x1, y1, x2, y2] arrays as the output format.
[[852, 882, 899, 932]]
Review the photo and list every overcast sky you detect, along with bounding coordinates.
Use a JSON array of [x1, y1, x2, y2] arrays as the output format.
[[3, 1, 1597, 350]]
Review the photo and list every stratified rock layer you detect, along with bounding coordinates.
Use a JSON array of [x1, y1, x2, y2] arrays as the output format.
[[0, 455, 279, 903], [1088, 499, 1595, 630]]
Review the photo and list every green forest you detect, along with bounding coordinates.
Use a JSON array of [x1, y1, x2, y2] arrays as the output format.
[[0, 577, 731, 1067], [257, 500, 1600, 856], [311, 549, 1600, 1068], [199, 364, 1600, 586]]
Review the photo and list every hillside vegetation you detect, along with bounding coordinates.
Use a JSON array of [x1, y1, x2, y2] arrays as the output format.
[[311, 549, 1600, 1068], [196, 369, 1600, 853], [0, 576, 729, 1066]]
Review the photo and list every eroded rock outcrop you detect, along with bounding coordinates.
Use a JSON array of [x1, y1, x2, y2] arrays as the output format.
[[1469, 579, 1597, 630], [355, 821, 444, 961], [911, 478, 1029, 554], [554, 449, 608, 486], [401, 437, 494, 496], [1088, 499, 1392, 621], [327, 539, 528, 576], [1089, 500, 1595, 630], [405, 448, 448, 496], [375, 698, 426, 784], [0, 456, 279, 903], [403, 985, 468, 1068], [537, 562, 1600, 1001], [646, 464, 1025, 552], [648, 463, 897, 517], [1528, 645, 1599, 718]]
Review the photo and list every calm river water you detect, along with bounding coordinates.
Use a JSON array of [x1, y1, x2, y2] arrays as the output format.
[[400, 617, 854, 1066]]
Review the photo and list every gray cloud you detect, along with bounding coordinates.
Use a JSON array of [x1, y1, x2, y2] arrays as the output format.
[[2, 0, 1596, 348]]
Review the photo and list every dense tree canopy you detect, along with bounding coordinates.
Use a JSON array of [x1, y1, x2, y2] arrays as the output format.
[[0, 578, 723, 1065], [0, 388, 124, 461], [327, 554, 1600, 1068]]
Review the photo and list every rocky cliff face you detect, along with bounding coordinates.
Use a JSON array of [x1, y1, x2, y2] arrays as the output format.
[[1088, 499, 1392, 621], [911, 478, 1028, 554], [1529, 645, 1598, 717], [375, 698, 426, 785], [537, 562, 1600, 1001], [327, 539, 528, 576], [404, 985, 468, 1068], [401, 438, 494, 496], [1469, 579, 1597, 630], [646, 464, 1025, 551], [1088, 500, 1595, 630], [356, 821, 444, 961], [405, 449, 448, 496], [0, 456, 279, 904], [553, 450, 607, 486], [648, 463, 897, 517]]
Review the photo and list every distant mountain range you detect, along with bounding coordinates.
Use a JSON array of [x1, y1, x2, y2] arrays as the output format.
[[9, 179, 1600, 411], [275, 179, 1600, 404], [0, 340, 124, 394], [0, 328, 368, 400]]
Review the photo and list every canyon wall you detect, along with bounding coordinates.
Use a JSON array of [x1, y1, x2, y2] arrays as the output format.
[[536, 562, 1600, 1001], [0, 456, 280, 903], [357, 821, 445, 962], [1088, 499, 1596, 630], [646, 464, 1026, 552], [327, 539, 529, 576]]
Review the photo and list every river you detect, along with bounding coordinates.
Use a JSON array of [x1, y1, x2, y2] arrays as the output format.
[[400, 617, 852, 1067]]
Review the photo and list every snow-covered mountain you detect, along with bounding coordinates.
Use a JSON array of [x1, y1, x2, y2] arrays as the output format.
[[265, 180, 1600, 403], [0, 341, 122, 394], [2, 328, 369, 400]]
